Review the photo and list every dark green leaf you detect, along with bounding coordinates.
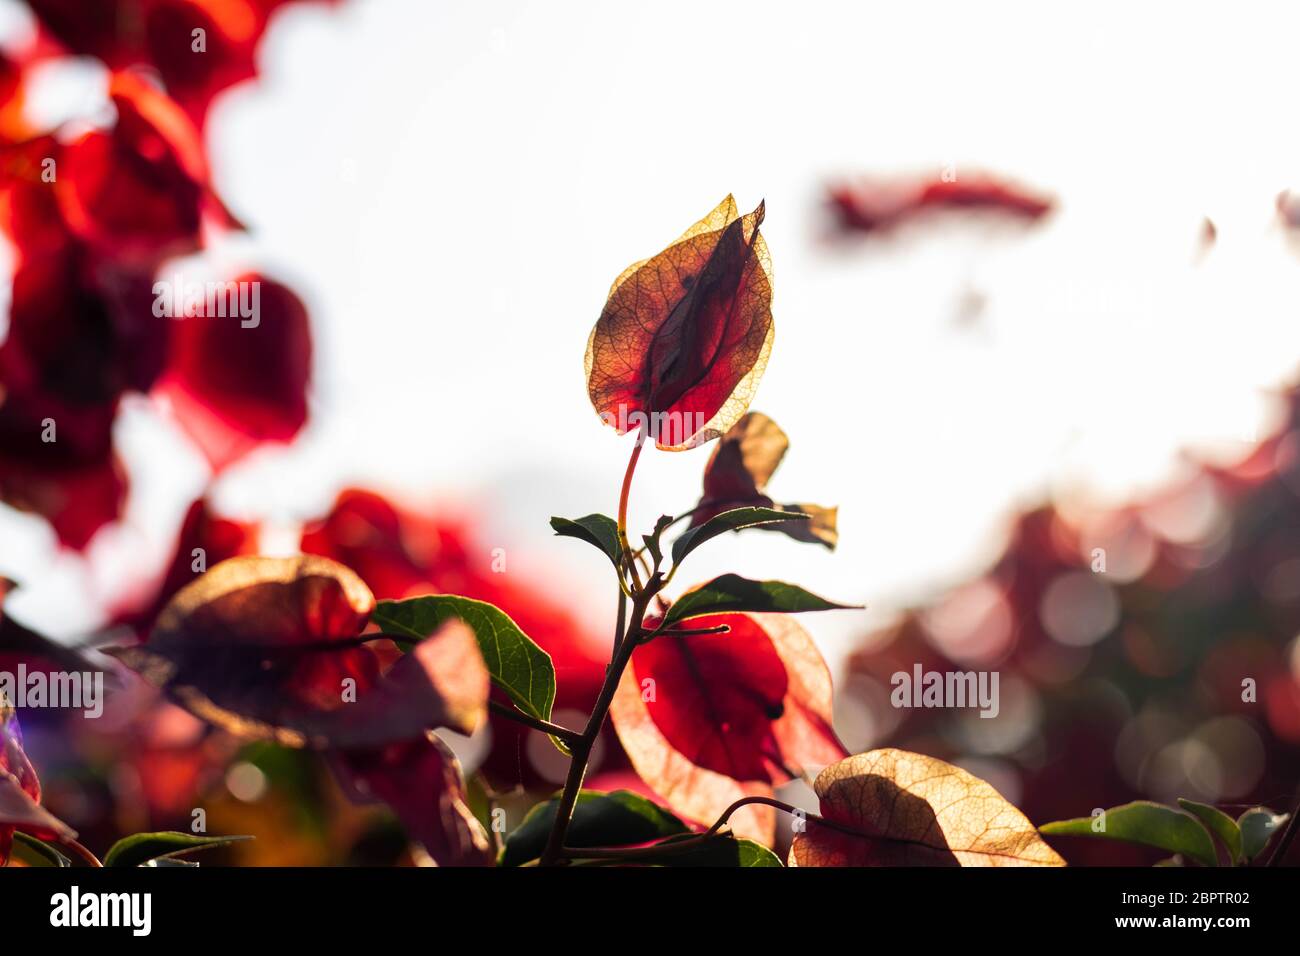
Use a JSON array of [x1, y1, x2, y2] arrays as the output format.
[[1040, 802, 1218, 867], [1238, 807, 1289, 862], [373, 596, 555, 723], [1177, 798, 1241, 865], [10, 831, 70, 867], [661, 573, 858, 628], [550, 514, 622, 569], [648, 833, 783, 867], [500, 790, 689, 867], [670, 507, 808, 567], [103, 832, 252, 868]]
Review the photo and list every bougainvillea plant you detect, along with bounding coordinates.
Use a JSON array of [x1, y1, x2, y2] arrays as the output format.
[[2, 194, 1057, 867], [3, 182, 1297, 867]]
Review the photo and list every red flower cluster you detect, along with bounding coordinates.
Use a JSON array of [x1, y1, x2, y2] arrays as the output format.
[[23, 1, 342, 131], [0, 2, 324, 547]]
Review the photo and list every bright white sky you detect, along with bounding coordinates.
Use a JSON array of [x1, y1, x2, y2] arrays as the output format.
[[4, 0, 1300, 677]]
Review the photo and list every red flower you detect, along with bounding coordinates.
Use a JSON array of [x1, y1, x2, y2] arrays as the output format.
[[55, 71, 227, 264], [155, 274, 313, 469], [828, 171, 1054, 236], [610, 612, 846, 842], [24, 0, 343, 129], [586, 196, 774, 450], [0, 702, 75, 865]]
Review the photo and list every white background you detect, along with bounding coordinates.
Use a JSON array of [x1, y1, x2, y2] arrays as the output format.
[[3, 0, 1300, 678]]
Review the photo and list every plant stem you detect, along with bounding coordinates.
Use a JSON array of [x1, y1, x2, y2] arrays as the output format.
[[298, 632, 412, 650], [487, 699, 582, 746], [610, 585, 628, 659], [637, 622, 731, 644], [539, 589, 651, 866], [616, 425, 647, 591], [538, 423, 660, 866], [556, 795, 859, 862]]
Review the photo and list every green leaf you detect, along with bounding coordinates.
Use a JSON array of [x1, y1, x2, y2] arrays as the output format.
[[10, 831, 70, 867], [550, 514, 622, 569], [1238, 807, 1289, 862], [500, 789, 689, 867], [1177, 798, 1242, 865], [373, 596, 555, 723], [1040, 802, 1218, 867], [661, 573, 858, 628], [642, 515, 675, 567], [647, 833, 784, 867], [103, 832, 252, 868], [670, 507, 809, 567]]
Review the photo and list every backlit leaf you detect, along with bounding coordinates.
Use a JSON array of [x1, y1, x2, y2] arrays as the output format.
[[793, 749, 1065, 866], [611, 613, 847, 844], [661, 574, 857, 628], [690, 413, 838, 549], [586, 196, 774, 451], [549, 514, 622, 569], [111, 497, 258, 637], [10, 831, 70, 867], [1040, 801, 1217, 867], [103, 831, 252, 868], [104, 555, 490, 747], [55, 71, 216, 260], [156, 274, 312, 471], [1177, 798, 1242, 865], [333, 732, 493, 867], [671, 507, 806, 567], [373, 594, 555, 724]]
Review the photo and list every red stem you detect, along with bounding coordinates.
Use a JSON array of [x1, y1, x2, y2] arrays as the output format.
[[617, 424, 647, 589]]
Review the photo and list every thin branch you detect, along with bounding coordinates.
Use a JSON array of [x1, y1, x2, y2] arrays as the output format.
[[539, 587, 653, 866], [638, 623, 730, 644], [295, 632, 412, 651], [557, 795, 866, 863], [611, 587, 628, 660], [488, 699, 581, 746], [52, 836, 103, 868], [616, 425, 648, 591]]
